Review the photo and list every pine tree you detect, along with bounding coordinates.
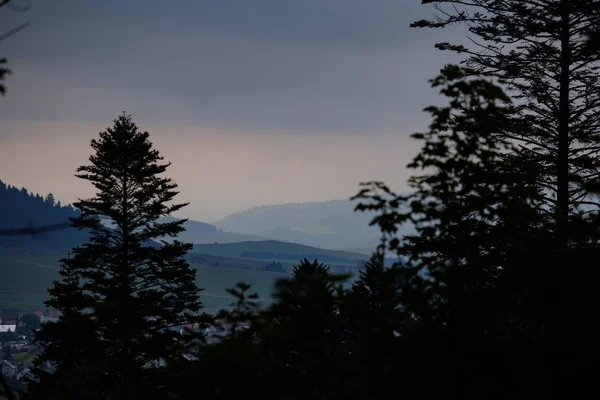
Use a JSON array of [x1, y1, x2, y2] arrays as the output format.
[[45, 193, 55, 207], [31, 113, 206, 399], [412, 0, 600, 249], [340, 253, 403, 400], [30, 255, 106, 399], [261, 259, 352, 400]]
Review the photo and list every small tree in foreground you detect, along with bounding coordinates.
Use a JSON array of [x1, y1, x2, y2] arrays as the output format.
[[30, 113, 207, 400]]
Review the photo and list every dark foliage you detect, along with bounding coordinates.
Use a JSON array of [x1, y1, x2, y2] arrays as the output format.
[[264, 261, 285, 272], [338, 253, 403, 399], [359, 65, 597, 397], [0, 58, 9, 96], [261, 259, 352, 400], [0, 0, 31, 96]]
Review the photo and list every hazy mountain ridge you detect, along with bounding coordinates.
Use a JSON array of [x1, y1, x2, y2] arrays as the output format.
[[158, 216, 268, 244], [213, 199, 361, 234], [211, 198, 411, 252]]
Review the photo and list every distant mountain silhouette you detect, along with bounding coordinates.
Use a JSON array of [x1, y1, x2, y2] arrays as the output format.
[[157, 216, 267, 244], [213, 199, 357, 234], [212, 199, 414, 250], [159, 216, 217, 233]]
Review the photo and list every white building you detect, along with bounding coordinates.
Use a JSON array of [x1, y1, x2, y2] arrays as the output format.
[[0, 324, 16, 333]]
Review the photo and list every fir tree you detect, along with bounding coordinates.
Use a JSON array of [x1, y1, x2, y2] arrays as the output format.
[[30, 255, 106, 399], [31, 113, 206, 399], [340, 253, 403, 400], [411, 0, 600, 249], [261, 259, 352, 400], [45, 193, 55, 207]]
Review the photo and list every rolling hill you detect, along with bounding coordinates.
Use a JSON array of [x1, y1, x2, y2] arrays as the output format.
[[191, 240, 368, 265]]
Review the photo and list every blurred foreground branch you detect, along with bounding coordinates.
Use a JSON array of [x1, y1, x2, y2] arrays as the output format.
[[0, 221, 71, 236]]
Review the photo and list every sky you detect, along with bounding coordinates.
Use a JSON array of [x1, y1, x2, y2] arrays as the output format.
[[0, 0, 465, 222]]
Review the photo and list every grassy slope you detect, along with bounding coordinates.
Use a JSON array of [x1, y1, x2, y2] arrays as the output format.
[[0, 256, 60, 310], [0, 255, 287, 315], [0, 241, 365, 314]]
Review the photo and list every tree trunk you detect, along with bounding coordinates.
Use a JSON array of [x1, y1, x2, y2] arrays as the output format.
[[557, 0, 571, 249]]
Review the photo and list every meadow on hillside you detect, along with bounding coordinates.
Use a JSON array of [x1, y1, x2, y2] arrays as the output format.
[[0, 255, 288, 314]]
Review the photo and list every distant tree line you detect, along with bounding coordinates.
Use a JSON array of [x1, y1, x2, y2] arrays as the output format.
[[0, 181, 84, 249], [241, 251, 356, 264], [264, 261, 284, 272], [0, 180, 77, 231]]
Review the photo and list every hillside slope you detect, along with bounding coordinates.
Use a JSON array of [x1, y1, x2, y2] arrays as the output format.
[[0, 255, 281, 314], [192, 240, 368, 264]]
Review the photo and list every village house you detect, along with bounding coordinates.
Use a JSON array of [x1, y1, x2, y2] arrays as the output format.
[[0, 309, 20, 326], [0, 325, 16, 333]]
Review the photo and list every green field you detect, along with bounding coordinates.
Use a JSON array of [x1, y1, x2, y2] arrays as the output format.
[[0, 255, 287, 314], [0, 256, 61, 310], [0, 241, 365, 314], [12, 352, 38, 363], [193, 264, 287, 313]]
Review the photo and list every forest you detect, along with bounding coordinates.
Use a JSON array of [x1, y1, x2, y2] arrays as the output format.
[[0, 181, 76, 229], [2, 0, 600, 399]]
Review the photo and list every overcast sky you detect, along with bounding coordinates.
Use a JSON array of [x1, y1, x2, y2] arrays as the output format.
[[0, 0, 465, 221]]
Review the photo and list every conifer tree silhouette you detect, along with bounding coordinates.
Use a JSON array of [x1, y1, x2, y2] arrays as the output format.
[[30, 113, 207, 400]]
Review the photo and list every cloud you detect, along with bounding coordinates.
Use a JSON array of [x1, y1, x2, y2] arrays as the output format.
[[0, 0, 468, 218], [0, 0, 464, 135]]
